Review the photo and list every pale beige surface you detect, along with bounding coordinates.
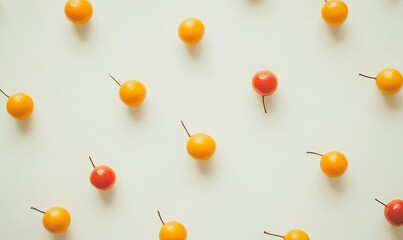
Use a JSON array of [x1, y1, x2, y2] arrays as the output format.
[[0, 0, 403, 239]]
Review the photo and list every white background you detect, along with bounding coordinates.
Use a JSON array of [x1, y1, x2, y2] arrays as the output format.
[[1, 0, 403, 239]]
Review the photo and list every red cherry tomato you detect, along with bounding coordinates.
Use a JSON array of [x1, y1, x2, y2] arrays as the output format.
[[90, 165, 116, 190], [252, 70, 278, 96], [385, 200, 403, 226]]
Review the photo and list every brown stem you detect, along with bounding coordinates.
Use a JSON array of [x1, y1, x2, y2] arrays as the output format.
[[262, 96, 267, 114], [306, 151, 323, 157], [375, 198, 387, 207], [89, 156, 96, 168], [30, 206, 45, 214], [180, 121, 191, 138], [264, 231, 284, 238], [358, 73, 376, 80], [0, 89, 9, 98], [108, 74, 121, 86], [157, 210, 165, 225]]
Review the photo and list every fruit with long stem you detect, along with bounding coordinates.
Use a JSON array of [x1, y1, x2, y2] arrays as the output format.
[[109, 74, 146, 107], [89, 156, 116, 190], [181, 121, 216, 160], [0, 89, 34, 120], [375, 198, 403, 226], [252, 70, 278, 113], [31, 206, 71, 234], [158, 210, 187, 240], [264, 229, 309, 240], [306, 151, 348, 177], [359, 68, 403, 94]]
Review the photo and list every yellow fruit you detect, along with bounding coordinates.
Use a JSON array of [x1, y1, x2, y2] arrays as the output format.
[[65, 0, 93, 24], [178, 18, 205, 45], [322, 0, 348, 26], [6, 92, 34, 120], [376, 68, 403, 94]]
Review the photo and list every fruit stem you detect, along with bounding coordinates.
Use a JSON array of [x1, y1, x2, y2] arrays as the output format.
[[0, 89, 9, 98], [89, 156, 96, 168], [306, 151, 323, 157], [108, 74, 121, 86], [262, 96, 267, 114], [30, 206, 45, 214], [181, 121, 191, 138], [264, 231, 284, 238], [358, 73, 376, 80], [157, 210, 165, 225], [375, 198, 387, 207]]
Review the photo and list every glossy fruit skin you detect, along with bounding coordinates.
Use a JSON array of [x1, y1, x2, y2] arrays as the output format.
[[284, 229, 310, 240], [376, 68, 403, 95], [252, 70, 278, 96], [119, 80, 146, 107], [321, 0, 348, 26], [320, 151, 348, 177], [384, 200, 403, 226], [186, 133, 216, 160], [6, 93, 34, 120], [159, 221, 187, 240], [178, 18, 205, 45], [90, 165, 116, 190], [42, 207, 71, 234], [64, 0, 93, 24]]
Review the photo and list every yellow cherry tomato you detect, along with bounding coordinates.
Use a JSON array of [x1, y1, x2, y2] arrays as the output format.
[[284, 229, 310, 240], [376, 68, 403, 95], [321, 151, 348, 177], [186, 133, 216, 160], [159, 221, 187, 240], [6, 92, 34, 120], [321, 0, 348, 26], [178, 17, 205, 45], [64, 0, 93, 24], [119, 80, 146, 107], [43, 207, 71, 234]]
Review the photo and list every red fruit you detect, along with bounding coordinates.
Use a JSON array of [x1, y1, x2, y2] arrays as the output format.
[[89, 157, 116, 190], [252, 70, 278, 96], [252, 70, 278, 113], [384, 200, 403, 226]]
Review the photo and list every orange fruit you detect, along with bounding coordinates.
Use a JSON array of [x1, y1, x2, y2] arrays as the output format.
[[119, 80, 146, 107], [6, 92, 34, 120], [284, 229, 310, 240], [186, 133, 216, 160], [375, 68, 403, 95], [64, 0, 93, 24], [322, 0, 348, 26], [178, 18, 205, 45], [160, 221, 187, 240], [320, 151, 348, 177]]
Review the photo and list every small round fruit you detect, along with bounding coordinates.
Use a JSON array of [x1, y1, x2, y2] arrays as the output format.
[[384, 200, 403, 226], [186, 133, 216, 160], [160, 221, 187, 240], [252, 70, 278, 96], [322, 0, 348, 26], [64, 0, 93, 24], [178, 17, 205, 45], [320, 151, 348, 177], [375, 68, 403, 95], [119, 80, 146, 107], [6, 93, 34, 120], [90, 165, 116, 190], [43, 207, 71, 234], [284, 229, 310, 240]]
